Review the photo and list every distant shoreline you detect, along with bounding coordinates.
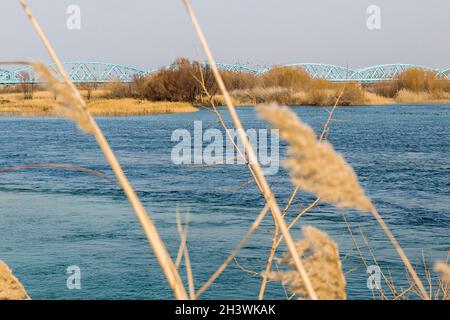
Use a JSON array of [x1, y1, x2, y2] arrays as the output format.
[[2, 61, 449, 117], [0, 98, 198, 117], [0, 94, 449, 117]]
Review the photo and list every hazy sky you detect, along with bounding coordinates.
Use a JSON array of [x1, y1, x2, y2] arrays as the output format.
[[1, 0, 449, 70]]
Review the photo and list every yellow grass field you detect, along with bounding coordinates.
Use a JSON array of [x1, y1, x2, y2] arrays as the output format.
[[0, 92, 198, 116]]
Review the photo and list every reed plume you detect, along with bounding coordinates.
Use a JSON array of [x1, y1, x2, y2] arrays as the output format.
[[435, 262, 450, 284], [268, 227, 346, 300], [0, 261, 29, 300], [257, 103, 371, 211], [18, 0, 188, 299], [31, 63, 94, 134], [182, 0, 318, 299], [258, 103, 429, 299]]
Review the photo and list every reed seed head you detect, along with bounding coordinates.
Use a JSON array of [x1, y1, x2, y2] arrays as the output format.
[[257, 103, 372, 211], [435, 262, 450, 284], [267, 226, 346, 300], [0, 260, 28, 300], [32, 63, 94, 134]]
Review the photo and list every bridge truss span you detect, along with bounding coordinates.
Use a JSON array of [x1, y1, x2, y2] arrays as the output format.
[[349, 64, 437, 83], [0, 61, 448, 84]]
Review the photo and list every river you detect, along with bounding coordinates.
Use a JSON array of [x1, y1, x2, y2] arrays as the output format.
[[0, 105, 449, 299]]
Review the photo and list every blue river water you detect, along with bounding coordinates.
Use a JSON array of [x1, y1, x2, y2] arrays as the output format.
[[0, 105, 449, 300]]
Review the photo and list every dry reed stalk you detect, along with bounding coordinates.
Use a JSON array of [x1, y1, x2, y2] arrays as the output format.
[[393, 285, 414, 300], [176, 223, 188, 270], [257, 215, 284, 300], [0, 261, 29, 300], [258, 199, 320, 299], [195, 63, 264, 193], [31, 63, 94, 133], [195, 204, 269, 298], [183, 248, 195, 299], [18, 0, 187, 299], [356, 224, 398, 299], [191, 60, 278, 297], [434, 259, 449, 300], [258, 91, 344, 300], [341, 213, 388, 299], [182, 0, 318, 300], [258, 104, 372, 211], [233, 258, 260, 277], [195, 66, 274, 289], [286, 199, 320, 231], [257, 103, 430, 299], [319, 85, 346, 142], [0, 163, 116, 184], [404, 254, 449, 300], [368, 206, 429, 299], [267, 227, 346, 300], [258, 189, 306, 299], [421, 252, 433, 298], [176, 212, 195, 300]]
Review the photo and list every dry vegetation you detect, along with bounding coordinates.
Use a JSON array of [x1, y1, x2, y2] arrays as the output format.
[[104, 60, 450, 107], [267, 227, 347, 300], [87, 99, 196, 116], [366, 68, 450, 104], [0, 261, 29, 300], [2, 62, 449, 116], [0, 89, 196, 116], [1, 0, 449, 301], [106, 62, 369, 106]]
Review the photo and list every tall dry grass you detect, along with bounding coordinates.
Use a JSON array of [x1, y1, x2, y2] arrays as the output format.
[[0, 261, 29, 300], [18, 0, 188, 299], [258, 104, 372, 211], [435, 262, 450, 285], [182, 0, 319, 299], [257, 103, 429, 299], [0, 89, 196, 116], [395, 88, 450, 104], [86, 99, 197, 116], [3, 0, 447, 302], [368, 68, 450, 102], [258, 87, 346, 300]]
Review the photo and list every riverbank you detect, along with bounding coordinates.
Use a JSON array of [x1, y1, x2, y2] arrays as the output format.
[[356, 91, 450, 106], [1, 90, 449, 117], [209, 90, 450, 107], [4, 59, 446, 115], [101, 59, 450, 108], [0, 95, 197, 116]]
